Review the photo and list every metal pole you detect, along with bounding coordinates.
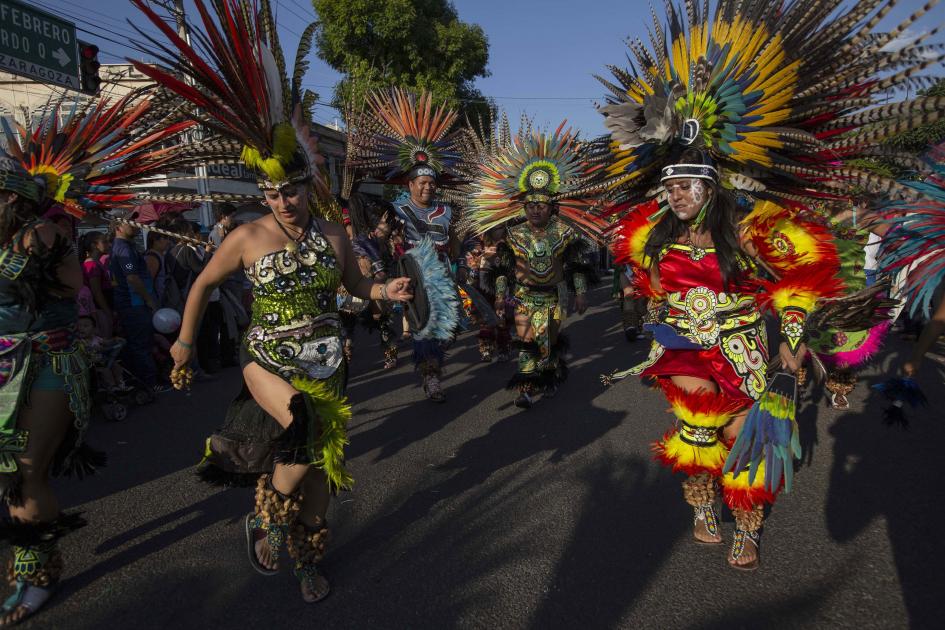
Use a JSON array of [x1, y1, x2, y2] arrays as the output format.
[[172, 0, 213, 231]]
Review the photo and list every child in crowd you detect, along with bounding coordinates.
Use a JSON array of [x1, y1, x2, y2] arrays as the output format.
[[76, 315, 131, 392]]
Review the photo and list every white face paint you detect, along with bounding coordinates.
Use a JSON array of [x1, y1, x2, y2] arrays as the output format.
[[664, 177, 708, 221], [690, 179, 707, 206]]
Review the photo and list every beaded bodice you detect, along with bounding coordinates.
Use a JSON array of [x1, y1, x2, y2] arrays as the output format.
[[507, 217, 576, 285], [242, 220, 345, 381]]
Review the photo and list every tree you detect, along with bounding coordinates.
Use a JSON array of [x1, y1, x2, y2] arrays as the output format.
[[311, 0, 490, 116], [850, 79, 945, 180]]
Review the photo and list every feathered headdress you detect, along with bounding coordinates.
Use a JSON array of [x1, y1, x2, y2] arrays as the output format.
[[465, 116, 608, 236], [346, 88, 465, 186], [0, 91, 222, 249], [129, 0, 328, 196], [877, 141, 945, 317], [591, 0, 945, 206], [1, 92, 199, 214]]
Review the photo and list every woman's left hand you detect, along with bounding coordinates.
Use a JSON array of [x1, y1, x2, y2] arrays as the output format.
[[384, 277, 414, 302], [779, 341, 807, 373]]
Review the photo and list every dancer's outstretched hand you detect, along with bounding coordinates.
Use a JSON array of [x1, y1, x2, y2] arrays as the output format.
[[385, 277, 414, 302], [778, 341, 807, 373]]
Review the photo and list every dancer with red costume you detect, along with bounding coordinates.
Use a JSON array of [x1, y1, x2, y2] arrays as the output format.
[[593, 0, 941, 569]]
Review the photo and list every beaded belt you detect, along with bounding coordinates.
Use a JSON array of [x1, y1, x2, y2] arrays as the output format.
[[30, 326, 77, 354]]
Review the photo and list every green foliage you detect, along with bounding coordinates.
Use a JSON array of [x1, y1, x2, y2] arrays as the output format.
[[885, 79, 945, 152], [311, 0, 490, 117]]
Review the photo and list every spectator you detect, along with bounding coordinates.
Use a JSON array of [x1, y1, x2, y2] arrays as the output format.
[[109, 219, 164, 392], [144, 228, 176, 309], [76, 314, 130, 392], [78, 230, 113, 337], [171, 220, 222, 372], [209, 203, 238, 248], [214, 218, 247, 368]]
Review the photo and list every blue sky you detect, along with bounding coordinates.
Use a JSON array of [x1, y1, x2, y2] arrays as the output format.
[[31, 0, 945, 135]]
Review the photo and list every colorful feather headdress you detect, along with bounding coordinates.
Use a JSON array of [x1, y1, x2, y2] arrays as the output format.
[[345, 88, 465, 187], [590, 0, 945, 207], [0, 92, 201, 216], [465, 115, 608, 236], [129, 0, 328, 196], [877, 141, 945, 317]]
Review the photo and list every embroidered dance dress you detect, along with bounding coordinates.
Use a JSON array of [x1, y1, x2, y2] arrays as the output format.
[[630, 243, 767, 406], [0, 221, 95, 502], [198, 220, 352, 491]]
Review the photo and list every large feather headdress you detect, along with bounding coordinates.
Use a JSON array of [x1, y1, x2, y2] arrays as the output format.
[[592, 0, 945, 206], [345, 88, 465, 186], [465, 115, 608, 236], [877, 141, 945, 318], [1, 92, 200, 215], [129, 0, 328, 196]]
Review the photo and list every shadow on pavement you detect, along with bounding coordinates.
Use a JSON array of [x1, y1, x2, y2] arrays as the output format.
[[825, 363, 945, 628], [58, 489, 245, 599]]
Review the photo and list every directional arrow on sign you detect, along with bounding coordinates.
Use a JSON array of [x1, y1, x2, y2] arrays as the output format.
[[53, 48, 70, 67]]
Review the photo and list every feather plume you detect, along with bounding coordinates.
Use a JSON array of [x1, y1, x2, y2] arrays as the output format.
[[591, 0, 945, 206]]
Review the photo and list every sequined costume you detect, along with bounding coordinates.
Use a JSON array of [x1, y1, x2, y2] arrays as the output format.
[[462, 115, 606, 406], [198, 219, 352, 490], [504, 217, 592, 391], [0, 69, 205, 617]]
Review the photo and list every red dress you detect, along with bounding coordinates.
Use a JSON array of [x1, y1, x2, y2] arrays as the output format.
[[632, 244, 768, 407]]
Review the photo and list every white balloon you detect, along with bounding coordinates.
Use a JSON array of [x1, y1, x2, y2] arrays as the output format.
[[152, 308, 182, 334]]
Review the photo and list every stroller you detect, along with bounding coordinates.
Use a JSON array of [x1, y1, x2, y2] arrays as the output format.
[[88, 338, 155, 421]]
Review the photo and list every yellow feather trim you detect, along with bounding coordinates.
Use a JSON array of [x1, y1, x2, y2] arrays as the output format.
[[655, 432, 728, 475], [290, 376, 354, 492]]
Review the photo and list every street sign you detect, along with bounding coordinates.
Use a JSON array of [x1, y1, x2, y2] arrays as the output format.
[[0, 0, 79, 90]]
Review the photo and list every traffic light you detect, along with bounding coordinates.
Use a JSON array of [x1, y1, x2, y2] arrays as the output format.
[[78, 41, 101, 95]]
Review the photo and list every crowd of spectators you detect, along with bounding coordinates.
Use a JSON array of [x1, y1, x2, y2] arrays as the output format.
[[70, 204, 250, 407]]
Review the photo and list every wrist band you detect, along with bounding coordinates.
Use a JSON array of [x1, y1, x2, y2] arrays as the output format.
[[176, 339, 193, 349], [379, 282, 389, 301]]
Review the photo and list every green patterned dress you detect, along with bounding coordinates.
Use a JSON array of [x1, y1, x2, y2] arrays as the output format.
[[198, 220, 353, 491]]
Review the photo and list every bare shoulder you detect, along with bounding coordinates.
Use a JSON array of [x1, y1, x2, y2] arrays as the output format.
[[317, 218, 347, 240]]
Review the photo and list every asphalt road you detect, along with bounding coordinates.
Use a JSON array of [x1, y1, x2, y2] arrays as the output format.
[[13, 283, 945, 629]]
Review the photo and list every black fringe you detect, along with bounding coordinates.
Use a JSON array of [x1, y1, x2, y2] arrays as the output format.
[[273, 394, 312, 466], [195, 464, 261, 488], [52, 442, 107, 480], [0, 512, 87, 546], [882, 405, 909, 430], [506, 370, 559, 391]]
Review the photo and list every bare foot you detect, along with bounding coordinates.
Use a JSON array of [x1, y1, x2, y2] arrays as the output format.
[[0, 606, 29, 626], [728, 532, 760, 569], [0, 584, 54, 626], [693, 507, 722, 544], [299, 570, 330, 603], [255, 534, 278, 571]]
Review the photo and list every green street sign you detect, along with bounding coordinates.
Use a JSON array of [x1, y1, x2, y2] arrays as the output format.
[[0, 0, 79, 90]]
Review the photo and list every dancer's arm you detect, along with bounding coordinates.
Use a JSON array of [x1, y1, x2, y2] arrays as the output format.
[[171, 226, 246, 366], [321, 219, 412, 302]]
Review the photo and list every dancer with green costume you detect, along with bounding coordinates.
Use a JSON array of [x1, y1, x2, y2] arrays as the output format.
[[130, 0, 452, 604], [464, 118, 605, 408]]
